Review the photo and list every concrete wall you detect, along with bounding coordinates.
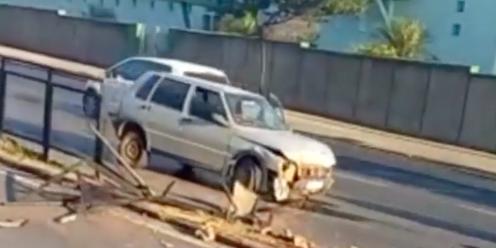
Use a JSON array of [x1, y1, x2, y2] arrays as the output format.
[[168, 29, 496, 153], [0, 5, 139, 66], [459, 75, 496, 150]]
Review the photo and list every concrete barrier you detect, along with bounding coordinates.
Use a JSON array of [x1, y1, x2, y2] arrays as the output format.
[[387, 63, 430, 135], [354, 59, 395, 127], [421, 66, 470, 142], [324, 53, 362, 120], [267, 42, 302, 108], [459, 75, 496, 150], [0, 5, 139, 66], [296, 50, 331, 115]]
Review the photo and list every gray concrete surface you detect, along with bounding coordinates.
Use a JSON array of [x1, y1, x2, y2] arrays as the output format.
[[4, 61, 496, 248], [0, 165, 211, 248]]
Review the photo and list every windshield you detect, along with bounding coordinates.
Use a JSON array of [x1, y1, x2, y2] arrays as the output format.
[[184, 71, 229, 84], [226, 93, 287, 130]]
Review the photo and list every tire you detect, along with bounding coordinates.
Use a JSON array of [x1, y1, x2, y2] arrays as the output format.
[[231, 158, 262, 193], [118, 130, 146, 168], [83, 90, 100, 119]]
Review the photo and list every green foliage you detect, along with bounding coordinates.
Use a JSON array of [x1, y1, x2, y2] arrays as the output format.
[[358, 18, 427, 58], [323, 0, 370, 15], [218, 11, 258, 36]]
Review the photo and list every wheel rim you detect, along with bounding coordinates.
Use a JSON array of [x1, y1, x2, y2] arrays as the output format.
[[124, 139, 141, 162]]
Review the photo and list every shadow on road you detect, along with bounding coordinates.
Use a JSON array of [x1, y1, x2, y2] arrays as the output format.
[[332, 194, 496, 243], [299, 198, 373, 223], [337, 156, 496, 208]]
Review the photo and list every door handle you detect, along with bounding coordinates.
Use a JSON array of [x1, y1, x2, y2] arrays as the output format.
[[179, 117, 193, 124], [139, 104, 150, 110]]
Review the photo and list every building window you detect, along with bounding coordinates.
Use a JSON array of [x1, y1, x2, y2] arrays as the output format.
[[99, 0, 104, 6], [457, 0, 465, 12], [150, 0, 155, 9], [115, 0, 120, 6], [132, 0, 137, 7], [452, 23, 461, 36]]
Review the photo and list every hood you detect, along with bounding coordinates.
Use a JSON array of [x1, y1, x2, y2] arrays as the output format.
[[236, 127, 336, 168]]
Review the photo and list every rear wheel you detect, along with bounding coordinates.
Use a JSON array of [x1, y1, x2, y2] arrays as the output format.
[[231, 158, 262, 193], [118, 130, 146, 168]]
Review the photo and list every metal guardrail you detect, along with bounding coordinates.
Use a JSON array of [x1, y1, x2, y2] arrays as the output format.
[[0, 56, 103, 163]]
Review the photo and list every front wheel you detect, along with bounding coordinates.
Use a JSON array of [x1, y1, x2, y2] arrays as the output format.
[[231, 158, 262, 193], [118, 130, 146, 168]]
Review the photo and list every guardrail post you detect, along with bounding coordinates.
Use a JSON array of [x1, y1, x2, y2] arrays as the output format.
[[93, 103, 103, 164], [42, 68, 54, 161], [0, 58, 6, 136]]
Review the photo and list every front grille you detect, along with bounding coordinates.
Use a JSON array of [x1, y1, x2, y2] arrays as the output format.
[[297, 165, 331, 179]]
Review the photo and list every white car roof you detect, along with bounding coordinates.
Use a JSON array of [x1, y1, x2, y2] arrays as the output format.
[[157, 72, 261, 98], [130, 57, 227, 77]]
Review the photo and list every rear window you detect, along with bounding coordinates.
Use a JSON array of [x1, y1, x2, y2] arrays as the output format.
[[184, 72, 228, 84]]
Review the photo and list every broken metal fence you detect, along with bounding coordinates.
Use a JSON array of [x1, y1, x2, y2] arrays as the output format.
[[0, 56, 103, 163]]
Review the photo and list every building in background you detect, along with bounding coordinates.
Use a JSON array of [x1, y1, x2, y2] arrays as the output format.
[[317, 0, 496, 74], [0, 0, 216, 30], [2, 0, 496, 74]]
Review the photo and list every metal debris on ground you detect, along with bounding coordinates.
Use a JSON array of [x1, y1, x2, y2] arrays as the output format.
[[0, 129, 317, 248], [0, 218, 28, 228], [159, 240, 174, 248], [54, 212, 77, 224]]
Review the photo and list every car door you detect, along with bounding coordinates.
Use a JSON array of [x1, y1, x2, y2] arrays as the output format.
[[179, 86, 232, 171], [145, 77, 191, 160], [118, 73, 162, 122]]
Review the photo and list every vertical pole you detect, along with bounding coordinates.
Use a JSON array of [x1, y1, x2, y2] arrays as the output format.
[[93, 100, 103, 164], [181, 2, 191, 29], [419, 67, 433, 134], [42, 68, 54, 161], [455, 74, 471, 144], [0, 58, 6, 136]]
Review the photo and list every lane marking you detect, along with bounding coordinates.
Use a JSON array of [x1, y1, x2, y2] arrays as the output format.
[[335, 171, 389, 187], [458, 203, 496, 217]]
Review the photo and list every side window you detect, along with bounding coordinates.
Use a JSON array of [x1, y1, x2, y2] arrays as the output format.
[[113, 60, 172, 81], [150, 79, 190, 111], [189, 87, 226, 123], [113, 60, 140, 80], [146, 62, 172, 74], [136, 75, 160, 100]]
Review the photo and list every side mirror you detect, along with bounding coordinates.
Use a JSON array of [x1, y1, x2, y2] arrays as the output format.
[[212, 113, 229, 127]]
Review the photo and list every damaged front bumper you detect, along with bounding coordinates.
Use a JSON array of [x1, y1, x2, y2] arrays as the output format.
[[272, 163, 335, 202]]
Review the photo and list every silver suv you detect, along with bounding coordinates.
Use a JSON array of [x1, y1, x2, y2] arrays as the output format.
[[107, 72, 336, 202]]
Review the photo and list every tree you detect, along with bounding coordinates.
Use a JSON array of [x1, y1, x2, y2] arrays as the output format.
[[217, 0, 371, 42], [357, 18, 427, 58]]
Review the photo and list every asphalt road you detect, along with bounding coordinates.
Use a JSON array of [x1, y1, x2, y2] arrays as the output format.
[[4, 61, 496, 248]]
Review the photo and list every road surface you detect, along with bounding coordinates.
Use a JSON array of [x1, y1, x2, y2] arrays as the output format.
[[3, 61, 496, 248], [0, 165, 212, 248]]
